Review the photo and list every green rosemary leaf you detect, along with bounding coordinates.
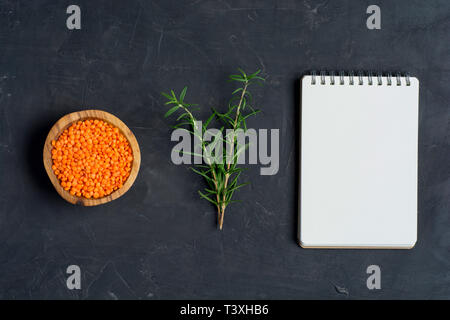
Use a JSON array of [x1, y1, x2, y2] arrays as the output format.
[[242, 118, 247, 131], [161, 92, 172, 100], [243, 110, 261, 121], [183, 103, 199, 107], [232, 88, 244, 95], [229, 76, 247, 82], [252, 75, 265, 81], [198, 190, 218, 205], [215, 112, 234, 126], [203, 111, 216, 133], [191, 167, 215, 183], [225, 172, 242, 202], [216, 163, 226, 175], [179, 86, 188, 102], [176, 112, 190, 121], [241, 97, 247, 110], [227, 182, 248, 194], [228, 167, 245, 174], [172, 121, 194, 128], [230, 170, 242, 185], [215, 168, 224, 189], [204, 188, 217, 194], [164, 105, 180, 118]]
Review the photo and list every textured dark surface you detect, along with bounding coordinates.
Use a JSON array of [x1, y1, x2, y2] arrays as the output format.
[[0, 0, 449, 299]]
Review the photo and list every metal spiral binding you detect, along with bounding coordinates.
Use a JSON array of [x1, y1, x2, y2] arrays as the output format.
[[330, 71, 335, 85], [310, 71, 412, 86], [377, 73, 383, 85], [358, 71, 364, 85]]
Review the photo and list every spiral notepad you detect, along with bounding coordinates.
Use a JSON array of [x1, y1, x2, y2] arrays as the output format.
[[299, 72, 419, 249]]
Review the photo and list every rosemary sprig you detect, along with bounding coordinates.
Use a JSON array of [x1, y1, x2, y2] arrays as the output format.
[[162, 69, 264, 229]]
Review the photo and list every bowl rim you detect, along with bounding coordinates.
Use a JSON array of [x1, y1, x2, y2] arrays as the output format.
[[43, 109, 141, 206]]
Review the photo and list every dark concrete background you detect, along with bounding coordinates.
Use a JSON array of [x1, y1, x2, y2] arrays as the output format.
[[0, 0, 449, 299]]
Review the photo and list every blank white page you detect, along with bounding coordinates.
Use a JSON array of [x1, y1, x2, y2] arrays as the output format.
[[300, 75, 419, 248]]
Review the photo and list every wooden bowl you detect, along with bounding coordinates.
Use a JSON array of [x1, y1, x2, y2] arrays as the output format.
[[43, 110, 141, 206]]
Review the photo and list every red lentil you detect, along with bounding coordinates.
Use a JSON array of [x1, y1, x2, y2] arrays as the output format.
[[51, 119, 133, 199]]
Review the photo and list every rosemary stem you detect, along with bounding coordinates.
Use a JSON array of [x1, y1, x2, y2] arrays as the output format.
[[219, 82, 248, 229], [226, 82, 248, 170], [219, 206, 225, 230]]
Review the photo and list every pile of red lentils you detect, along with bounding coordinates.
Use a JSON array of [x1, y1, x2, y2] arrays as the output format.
[[51, 119, 133, 199]]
